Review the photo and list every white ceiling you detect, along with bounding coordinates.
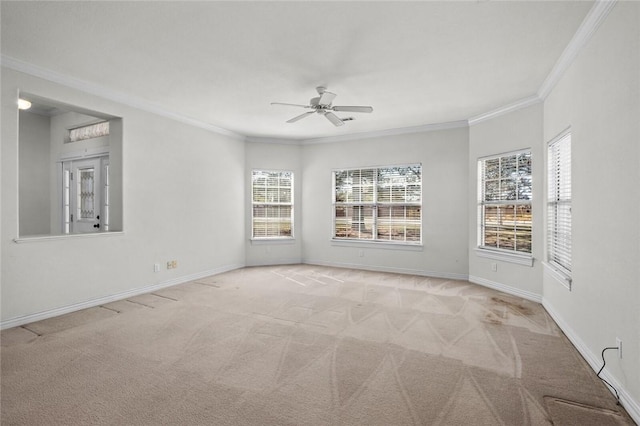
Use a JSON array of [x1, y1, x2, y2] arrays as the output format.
[[2, 1, 593, 141]]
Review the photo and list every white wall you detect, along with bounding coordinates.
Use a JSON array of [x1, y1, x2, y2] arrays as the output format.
[[2, 3, 638, 418], [18, 111, 51, 236], [542, 1, 640, 413], [1, 67, 246, 325], [468, 104, 544, 300], [245, 141, 303, 265], [301, 128, 469, 279]]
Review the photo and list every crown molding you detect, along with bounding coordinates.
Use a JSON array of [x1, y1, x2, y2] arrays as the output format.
[[537, 0, 617, 100], [245, 136, 300, 145], [1, 55, 245, 141], [467, 95, 541, 126], [299, 120, 469, 145], [2, 1, 616, 144]]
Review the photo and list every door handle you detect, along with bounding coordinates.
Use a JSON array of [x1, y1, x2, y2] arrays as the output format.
[[94, 223, 100, 229]]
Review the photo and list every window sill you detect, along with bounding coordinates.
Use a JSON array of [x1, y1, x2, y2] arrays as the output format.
[[250, 237, 296, 245], [475, 247, 533, 266], [331, 239, 423, 251], [543, 261, 572, 290], [14, 231, 124, 243]]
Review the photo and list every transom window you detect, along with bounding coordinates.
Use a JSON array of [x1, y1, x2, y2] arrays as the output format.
[[67, 121, 109, 143], [333, 165, 422, 244], [251, 170, 293, 239], [478, 150, 532, 253]]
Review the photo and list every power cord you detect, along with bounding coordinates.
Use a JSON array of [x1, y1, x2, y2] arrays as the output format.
[[596, 347, 620, 404]]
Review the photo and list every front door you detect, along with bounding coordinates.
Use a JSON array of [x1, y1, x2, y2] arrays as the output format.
[[62, 157, 104, 233]]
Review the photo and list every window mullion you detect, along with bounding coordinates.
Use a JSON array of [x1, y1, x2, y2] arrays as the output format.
[[373, 169, 378, 240]]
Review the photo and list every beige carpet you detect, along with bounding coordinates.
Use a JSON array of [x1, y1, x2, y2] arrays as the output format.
[[1, 265, 634, 425]]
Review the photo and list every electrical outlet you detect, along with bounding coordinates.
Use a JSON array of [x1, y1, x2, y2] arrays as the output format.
[[154, 263, 160, 273], [616, 338, 622, 359], [172, 260, 178, 269], [166, 261, 173, 270]]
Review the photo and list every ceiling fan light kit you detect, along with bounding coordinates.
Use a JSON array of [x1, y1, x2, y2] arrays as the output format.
[[271, 86, 373, 127]]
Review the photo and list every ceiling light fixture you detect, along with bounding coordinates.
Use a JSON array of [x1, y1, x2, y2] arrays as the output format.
[[18, 99, 32, 110]]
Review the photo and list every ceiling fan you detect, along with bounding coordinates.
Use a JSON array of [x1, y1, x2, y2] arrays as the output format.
[[271, 86, 373, 127]]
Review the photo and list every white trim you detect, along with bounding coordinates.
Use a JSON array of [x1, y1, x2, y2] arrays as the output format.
[[468, 95, 541, 126], [250, 237, 296, 245], [542, 298, 640, 425], [58, 146, 110, 162], [300, 120, 468, 145], [304, 259, 468, 281], [332, 162, 422, 173], [538, 0, 618, 100], [246, 258, 302, 267], [469, 275, 542, 303], [331, 239, 423, 251], [475, 248, 534, 267], [477, 147, 532, 162], [542, 262, 571, 291], [0, 263, 244, 330], [548, 126, 572, 146], [245, 136, 300, 145], [14, 231, 124, 244], [1, 55, 244, 141], [1, 1, 615, 144]]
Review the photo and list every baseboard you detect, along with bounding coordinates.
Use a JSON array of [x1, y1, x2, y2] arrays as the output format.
[[246, 257, 302, 267], [468, 275, 542, 303], [303, 259, 469, 281], [542, 298, 640, 425], [0, 263, 244, 330]]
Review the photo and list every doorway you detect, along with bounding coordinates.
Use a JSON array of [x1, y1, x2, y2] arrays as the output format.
[[61, 155, 109, 234]]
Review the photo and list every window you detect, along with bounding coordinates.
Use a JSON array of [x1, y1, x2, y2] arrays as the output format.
[[251, 170, 293, 239], [333, 165, 421, 243], [547, 131, 571, 276], [478, 150, 532, 254], [67, 121, 109, 143]]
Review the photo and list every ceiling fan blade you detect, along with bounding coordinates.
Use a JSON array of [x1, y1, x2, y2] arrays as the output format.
[[331, 105, 373, 113], [324, 111, 344, 127], [318, 91, 337, 106], [286, 111, 315, 123], [271, 102, 311, 108]]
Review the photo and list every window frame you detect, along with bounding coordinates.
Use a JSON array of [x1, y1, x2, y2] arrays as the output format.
[[546, 129, 572, 283], [477, 149, 533, 261], [332, 164, 422, 245], [251, 169, 294, 240], [66, 120, 110, 143]]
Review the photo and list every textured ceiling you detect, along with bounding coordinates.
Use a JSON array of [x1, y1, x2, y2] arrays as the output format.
[[1, 1, 593, 140]]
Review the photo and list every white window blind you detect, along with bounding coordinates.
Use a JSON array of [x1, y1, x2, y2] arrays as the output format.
[[333, 165, 421, 243], [547, 132, 571, 275], [478, 150, 532, 253], [252, 170, 293, 239]]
